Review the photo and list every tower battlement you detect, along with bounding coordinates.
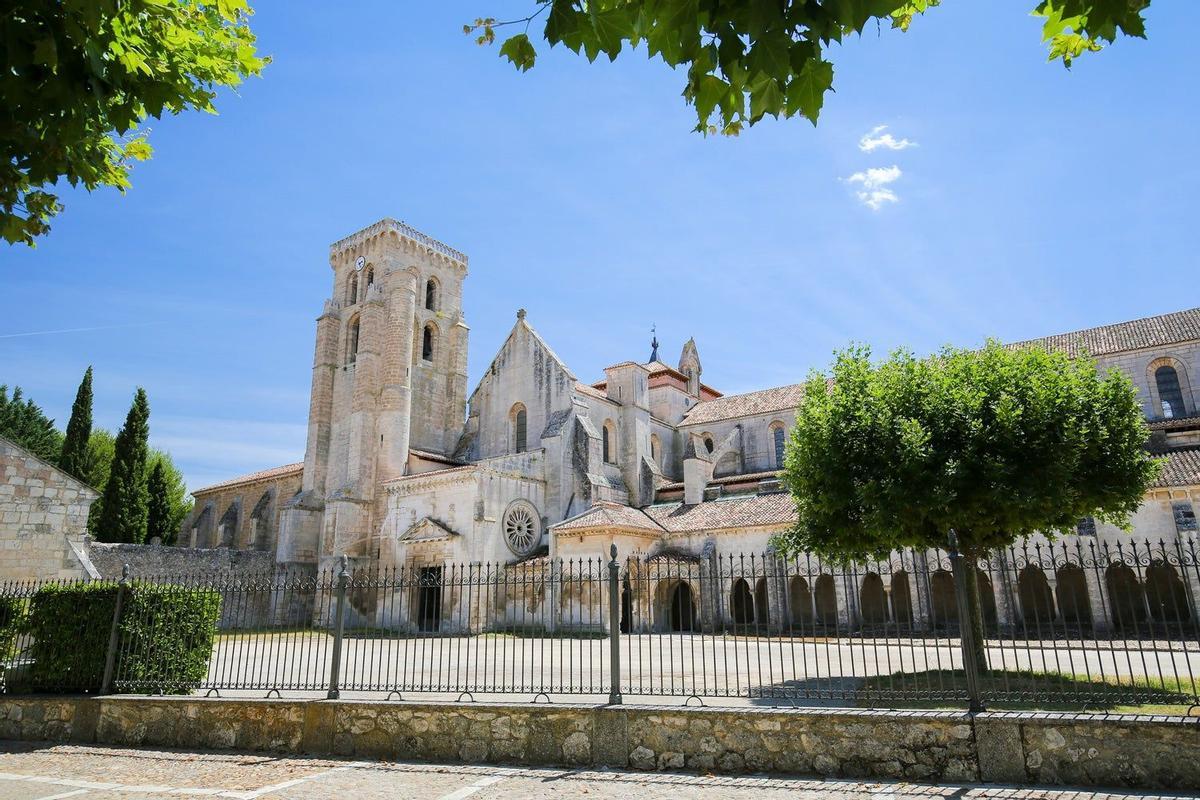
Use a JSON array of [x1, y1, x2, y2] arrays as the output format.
[[329, 218, 468, 266]]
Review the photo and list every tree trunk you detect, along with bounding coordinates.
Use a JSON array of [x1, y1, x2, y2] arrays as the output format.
[[960, 545, 990, 676]]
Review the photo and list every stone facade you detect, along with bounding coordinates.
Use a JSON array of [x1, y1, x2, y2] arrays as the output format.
[[1, 696, 1197, 790], [0, 436, 97, 581], [166, 219, 1200, 637]]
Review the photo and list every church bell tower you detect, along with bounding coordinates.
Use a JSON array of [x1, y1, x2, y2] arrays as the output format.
[[276, 219, 469, 567]]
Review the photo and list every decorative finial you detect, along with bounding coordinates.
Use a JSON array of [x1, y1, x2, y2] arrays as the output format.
[[517, 308, 527, 321], [648, 323, 659, 363]]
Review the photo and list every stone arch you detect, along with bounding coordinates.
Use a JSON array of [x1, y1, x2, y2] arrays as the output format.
[[814, 574, 837, 625], [191, 502, 214, 549], [509, 402, 527, 454], [420, 321, 437, 362], [754, 577, 770, 625], [347, 271, 359, 305], [364, 265, 375, 290], [731, 578, 754, 625], [975, 567, 999, 628], [1106, 563, 1146, 630], [891, 571, 914, 627], [424, 276, 439, 311], [713, 450, 740, 477], [1147, 356, 1193, 419], [930, 570, 957, 625], [1056, 564, 1091, 628], [249, 490, 273, 552], [860, 572, 888, 625], [654, 578, 697, 632], [217, 501, 239, 549], [701, 433, 715, 453], [788, 575, 813, 627], [649, 433, 661, 466], [602, 419, 616, 464], [1145, 561, 1191, 624], [1018, 566, 1055, 626]]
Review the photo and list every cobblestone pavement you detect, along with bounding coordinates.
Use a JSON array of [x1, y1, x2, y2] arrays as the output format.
[[0, 743, 1197, 800]]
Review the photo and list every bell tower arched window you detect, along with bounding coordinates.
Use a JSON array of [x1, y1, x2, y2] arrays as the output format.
[[425, 278, 438, 311], [365, 267, 374, 289], [421, 324, 435, 361], [347, 273, 359, 305], [1156, 365, 1186, 419]]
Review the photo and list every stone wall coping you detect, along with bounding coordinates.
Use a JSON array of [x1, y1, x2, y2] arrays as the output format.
[[93, 695, 975, 723], [975, 709, 1200, 727]]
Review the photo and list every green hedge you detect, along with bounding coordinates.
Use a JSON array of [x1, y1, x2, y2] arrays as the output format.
[[0, 595, 24, 663], [17, 582, 221, 694]]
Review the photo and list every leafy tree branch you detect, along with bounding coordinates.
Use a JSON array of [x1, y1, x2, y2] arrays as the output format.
[[1, 0, 268, 245], [469, 1, 1150, 134]]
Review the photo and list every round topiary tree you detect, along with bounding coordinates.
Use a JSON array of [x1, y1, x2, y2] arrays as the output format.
[[776, 340, 1161, 673]]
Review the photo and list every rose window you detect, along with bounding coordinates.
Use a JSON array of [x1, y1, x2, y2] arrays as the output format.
[[503, 503, 540, 556]]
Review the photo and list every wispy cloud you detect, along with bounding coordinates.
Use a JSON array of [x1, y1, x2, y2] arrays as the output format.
[[858, 125, 917, 152], [845, 165, 903, 210], [0, 322, 164, 339]]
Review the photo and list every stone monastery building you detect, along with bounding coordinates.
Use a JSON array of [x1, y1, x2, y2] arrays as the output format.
[[181, 219, 1200, 631]]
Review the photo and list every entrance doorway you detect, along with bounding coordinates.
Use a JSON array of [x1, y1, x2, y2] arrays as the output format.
[[669, 581, 695, 632], [417, 566, 443, 632]]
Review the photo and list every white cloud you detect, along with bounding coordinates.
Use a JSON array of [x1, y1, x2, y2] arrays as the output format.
[[845, 165, 903, 210], [858, 125, 917, 152]]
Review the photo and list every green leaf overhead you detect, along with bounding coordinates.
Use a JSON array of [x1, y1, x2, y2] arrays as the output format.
[[1, 0, 268, 245], [468, 1, 1151, 135]]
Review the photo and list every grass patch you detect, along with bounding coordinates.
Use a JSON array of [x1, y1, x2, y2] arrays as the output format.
[[859, 669, 1199, 714]]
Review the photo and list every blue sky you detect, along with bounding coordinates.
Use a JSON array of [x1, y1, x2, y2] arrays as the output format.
[[2, 2, 1196, 492]]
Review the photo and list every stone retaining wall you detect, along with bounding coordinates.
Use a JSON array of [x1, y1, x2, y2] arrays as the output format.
[[0, 696, 1196, 791]]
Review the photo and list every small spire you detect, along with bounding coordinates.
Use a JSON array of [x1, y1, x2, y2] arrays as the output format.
[[648, 323, 659, 363], [516, 308, 526, 321]]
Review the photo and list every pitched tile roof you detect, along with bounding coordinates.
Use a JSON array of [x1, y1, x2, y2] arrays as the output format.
[[192, 462, 303, 495], [1148, 413, 1200, 432], [644, 492, 797, 533], [1155, 447, 1200, 488], [554, 501, 663, 533], [1009, 307, 1200, 358], [681, 383, 807, 427]]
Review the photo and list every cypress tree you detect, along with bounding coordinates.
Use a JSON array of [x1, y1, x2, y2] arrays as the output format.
[[58, 367, 93, 481], [0, 385, 63, 462], [146, 459, 172, 544], [96, 388, 151, 543]]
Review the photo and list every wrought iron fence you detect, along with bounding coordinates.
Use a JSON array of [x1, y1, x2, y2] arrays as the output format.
[[1, 536, 1198, 712]]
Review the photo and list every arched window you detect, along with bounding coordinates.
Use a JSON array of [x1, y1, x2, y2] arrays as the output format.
[[421, 324, 435, 361], [511, 403, 527, 453], [347, 273, 359, 305], [365, 266, 375, 289], [650, 433, 661, 466], [425, 278, 438, 311], [702, 434, 714, 453], [770, 423, 786, 468], [347, 316, 361, 364], [1156, 365, 1186, 418], [602, 420, 616, 464]]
